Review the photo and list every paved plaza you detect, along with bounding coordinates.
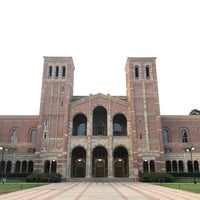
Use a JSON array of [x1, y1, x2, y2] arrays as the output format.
[[1, 182, 200, 200]]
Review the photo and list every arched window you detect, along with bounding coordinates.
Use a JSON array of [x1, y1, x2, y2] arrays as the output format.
[[15, 161, 21, 173], [21, 161, 27, 173], [143, 160, 148, 173], [150, 160, 155, 172], [113, 123, 122, 135], [62, 66, 66, 78], [93, 106, 107, 136], [135, 65, 139, 78], [43, 131, 47, 139], [55, 66, 59, 78], [194, 160, 199, 172], [0, 161, 5, 174], [113, 114, 127, 136], [44, 160, 50, 173], [77, 123, 86, 135], [166, 160, 171, 172], [73, 114, 87, 136], [44, 119, 48, 126], [28, 161, 34, 173], [11, 129, 18, 143], [178, 160, 184, 172], [48, 66, 52, 78], [51, 160, 57, 173], [162, 129, 170, 143], [6, 161, 12, 173], [187, 160, 193, 172], [172, 160, 178, 172], [145, 65, 150, 78], [30, 129, 37, 143], [181, 129, 188, 143]]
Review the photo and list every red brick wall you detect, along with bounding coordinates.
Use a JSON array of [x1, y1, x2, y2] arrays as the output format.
[[0, 115, 39, 152]]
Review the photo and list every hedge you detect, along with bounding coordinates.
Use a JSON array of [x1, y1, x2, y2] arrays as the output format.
[[139, 172, 174, 183], [26, 173, 62, 183]]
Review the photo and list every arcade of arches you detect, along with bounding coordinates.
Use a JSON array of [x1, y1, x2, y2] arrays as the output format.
[[71, 146, 129, 178], [0, 160, 34, 174], [72, 106, 127, 136]]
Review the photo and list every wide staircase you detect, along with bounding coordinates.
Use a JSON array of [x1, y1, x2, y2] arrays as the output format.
[[64, 177, 138, 182]]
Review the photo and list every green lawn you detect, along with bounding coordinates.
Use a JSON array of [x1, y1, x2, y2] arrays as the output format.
[[174, 177, 200, 183], [157, 183, 200, 194], [0, 183, 46, 195]]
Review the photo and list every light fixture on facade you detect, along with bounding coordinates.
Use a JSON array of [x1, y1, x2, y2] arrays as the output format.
[[186, 147, 195, 152]]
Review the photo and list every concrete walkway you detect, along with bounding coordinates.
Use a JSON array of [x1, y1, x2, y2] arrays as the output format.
[[1, 182, 200, 200]]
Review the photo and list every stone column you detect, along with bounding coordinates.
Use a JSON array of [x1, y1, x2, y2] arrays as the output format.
[[107, 99, 113, 178], [86, 143, 91, 178], [108, 147, 113, 178], [66, 135, 71, 178]]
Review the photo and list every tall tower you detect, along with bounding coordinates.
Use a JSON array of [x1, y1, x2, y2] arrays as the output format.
[[125, 57, 165, 173], [35, 57, 75, 175]]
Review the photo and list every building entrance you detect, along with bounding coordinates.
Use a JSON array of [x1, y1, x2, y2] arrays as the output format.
[[114, 160, 124, 177], [95, 159, 105, 177], [71, 147, 86, 178], [114, 147, 129, 177], [92, 146, 107, 177]]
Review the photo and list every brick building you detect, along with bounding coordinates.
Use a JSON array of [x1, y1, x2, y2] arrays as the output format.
[[0, 56, 200, 180]]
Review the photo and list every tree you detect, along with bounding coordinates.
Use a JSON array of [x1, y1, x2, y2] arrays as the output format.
[[189, 109, 200, 115]]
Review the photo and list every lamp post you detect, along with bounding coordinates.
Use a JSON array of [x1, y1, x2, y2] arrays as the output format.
[[186, 147, 197, 184], [0, 146, 5, 174]]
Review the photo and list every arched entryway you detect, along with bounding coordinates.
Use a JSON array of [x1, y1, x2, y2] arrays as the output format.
[[114, 147, 129, 177], [92, 146, 108, 177], [143, 160, 149, 172], [6, 161, 12, 173], [21, 161, 27, 173], [71, 147, 86, 178], [51, 160, 57, 173], [44, 160, 50, 173]]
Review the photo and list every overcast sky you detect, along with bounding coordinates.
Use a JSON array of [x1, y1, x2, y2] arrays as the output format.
[[0, 0, 200, 115]]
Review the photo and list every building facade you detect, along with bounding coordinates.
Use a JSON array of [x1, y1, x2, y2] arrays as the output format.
[[0, 57, 200, 180]]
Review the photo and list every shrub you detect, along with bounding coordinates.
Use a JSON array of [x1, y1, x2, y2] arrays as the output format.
[[139, 172, 174, 183], [26, 173, 62, 183]]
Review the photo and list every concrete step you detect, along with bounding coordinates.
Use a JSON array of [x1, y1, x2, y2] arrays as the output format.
[[64, 177, 137, 182]]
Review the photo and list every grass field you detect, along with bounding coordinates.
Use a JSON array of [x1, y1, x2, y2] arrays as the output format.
[[0, 183, 46, 195], [157, 183, 200, 194], [174, 177, 200, 183]]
